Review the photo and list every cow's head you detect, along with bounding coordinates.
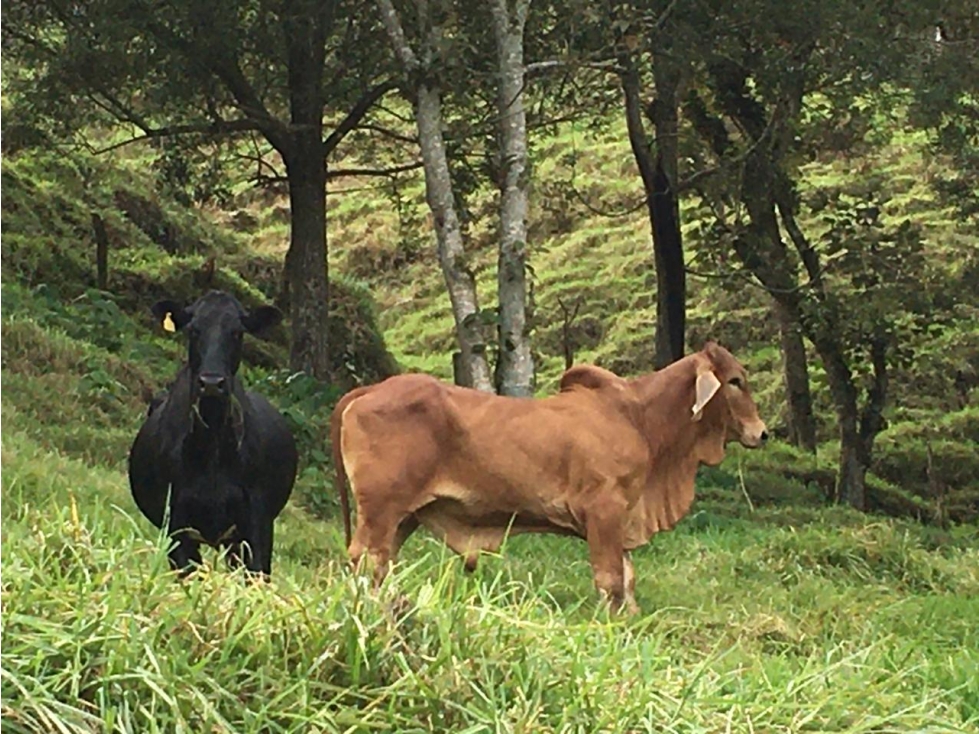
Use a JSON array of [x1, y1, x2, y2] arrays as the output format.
[[151, 291, 281, 401], [690, 341, 768, 450]]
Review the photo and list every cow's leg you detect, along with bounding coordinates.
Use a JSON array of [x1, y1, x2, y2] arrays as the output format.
[[583, 506, 627, 612], [168, 533, 202, 576], [349, 505, 408, 587], [239, 513, 274, 580], [622, 552, 640, 616], [166, 508, 202, 575]]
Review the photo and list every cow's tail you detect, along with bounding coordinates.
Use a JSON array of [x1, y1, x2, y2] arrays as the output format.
[[330, 386, 372, 550]]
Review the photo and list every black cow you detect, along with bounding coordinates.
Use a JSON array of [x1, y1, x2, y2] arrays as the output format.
[[128, 290, 298, 577]]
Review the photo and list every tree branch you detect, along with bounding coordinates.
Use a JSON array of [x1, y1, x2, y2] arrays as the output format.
[[776, 188, 826, 295], [352, 123, 419, 145], [322, 80, 399, 155], [375, 0, 420, 71], [325, 161, 424, 179], [676, 164, 721, 192], [90, 119, 266, 154], [859, 334, 890, 448], [138, 10, 292, 152], [525, 58, 623, 77]]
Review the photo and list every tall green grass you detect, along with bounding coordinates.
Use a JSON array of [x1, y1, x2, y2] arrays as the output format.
[[3, 427, 977, 733]]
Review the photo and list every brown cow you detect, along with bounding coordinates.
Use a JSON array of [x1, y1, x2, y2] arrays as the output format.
[[331, 341, 767, 612]]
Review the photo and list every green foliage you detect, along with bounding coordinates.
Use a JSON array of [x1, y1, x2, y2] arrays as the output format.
[[872, 408, 979, 524], [246, 369, 343, 521], [326, 275, 402, 388]]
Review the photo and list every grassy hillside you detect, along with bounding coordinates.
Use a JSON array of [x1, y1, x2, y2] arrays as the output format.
[[4, 423, 979, 731], [325, 123, 979, 390], [2, 128, 978, 730]]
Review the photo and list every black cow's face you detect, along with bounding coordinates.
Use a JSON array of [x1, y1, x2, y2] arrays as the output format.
[[151, 291, 281, 401]]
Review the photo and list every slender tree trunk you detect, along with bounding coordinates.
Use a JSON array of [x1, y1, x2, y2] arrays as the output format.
[[491, 0, 534, 396], [620, 54, 685, 369], [820, 350, 866, 509], [284, 144, 330, 380], [376, 0, 493, 392], [281, 3, 330, 380], [737, 151, 872, 509], [773, 301, 817, 451], [415, 84, 494, 392], [838, 421, 867, 509], [706, 60, 889, 511]]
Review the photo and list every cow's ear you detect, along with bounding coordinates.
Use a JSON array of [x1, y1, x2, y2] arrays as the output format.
[[691, 365, 722, 421], [242, 305, 282, 334], [150, 300, 190, 332]]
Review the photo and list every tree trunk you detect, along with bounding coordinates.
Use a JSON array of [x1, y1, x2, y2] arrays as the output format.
[[737, 151, 870, 509], [832, 375, 867, 510], [620, 54, 685, 369], [284, 145, 331, 380], [452, 351, 472, 387], [707, 61, 887, 512], [376, 0, 493, 392], [648, 48, 685, 367], [281, 3, 330, 380], [773, 301, 817, 451], [414, 83, 494, 391], [491, 0, 534, 397], [838, 421, 867, 510]]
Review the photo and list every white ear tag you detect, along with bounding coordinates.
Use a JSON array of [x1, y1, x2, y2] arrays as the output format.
[[692, 371, 722, 421]]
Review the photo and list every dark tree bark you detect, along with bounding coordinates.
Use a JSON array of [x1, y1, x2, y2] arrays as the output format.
[[736, 150, 881, 510], [648, 47, 686, 367], [279, 5, 330, 380], [620, 52, 685, 369], [698, 56, 889, 510], [773, 301, 817, 452], [283, 147, 330, 378]]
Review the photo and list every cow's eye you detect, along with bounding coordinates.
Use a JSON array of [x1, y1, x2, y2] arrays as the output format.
[[729, 377, 743, 389]]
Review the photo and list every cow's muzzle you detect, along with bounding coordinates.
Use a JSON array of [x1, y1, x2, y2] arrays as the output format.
[[739, 421, 769, 449], [197, 373, 229, 398]]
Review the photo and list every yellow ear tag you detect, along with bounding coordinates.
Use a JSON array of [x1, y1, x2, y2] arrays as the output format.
[[162, 312, 176, 333]]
